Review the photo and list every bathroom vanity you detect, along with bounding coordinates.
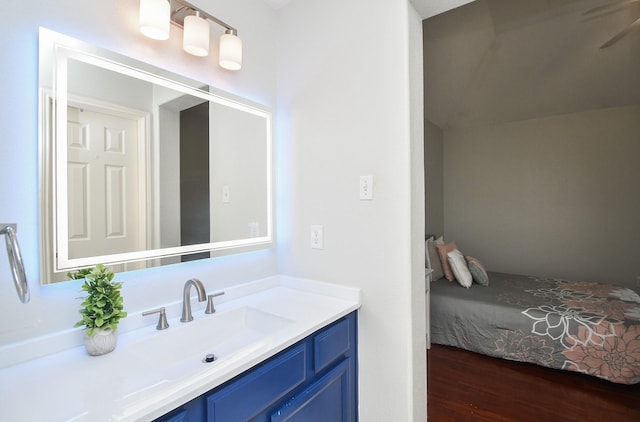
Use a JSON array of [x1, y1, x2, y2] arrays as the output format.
[[0, 276, 360, 421], [157, 311, 357, 421]]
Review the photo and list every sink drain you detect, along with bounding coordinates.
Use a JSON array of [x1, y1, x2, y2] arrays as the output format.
[[202, 353, 217, 363]]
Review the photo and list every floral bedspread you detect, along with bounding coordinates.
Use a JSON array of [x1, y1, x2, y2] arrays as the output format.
[[430, 272, 640, 384]]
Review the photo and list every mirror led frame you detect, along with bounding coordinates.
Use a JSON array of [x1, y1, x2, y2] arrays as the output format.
[[38, 28, 273, 283]]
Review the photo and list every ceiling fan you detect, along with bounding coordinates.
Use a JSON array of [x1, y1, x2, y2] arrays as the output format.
[[583, 0, 640, 48]]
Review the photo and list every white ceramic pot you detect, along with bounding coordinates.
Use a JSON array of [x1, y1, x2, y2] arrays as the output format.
[[84, 328, 118, 356]]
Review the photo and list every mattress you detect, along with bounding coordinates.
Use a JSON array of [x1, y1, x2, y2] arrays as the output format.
[[430, 272, 640, 384]]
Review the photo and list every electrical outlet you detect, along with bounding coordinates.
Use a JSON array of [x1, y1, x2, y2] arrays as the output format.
[[310, 225, 323, 249]]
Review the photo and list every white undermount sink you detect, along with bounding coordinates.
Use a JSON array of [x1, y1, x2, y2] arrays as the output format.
[[125, 306, 294, 381]]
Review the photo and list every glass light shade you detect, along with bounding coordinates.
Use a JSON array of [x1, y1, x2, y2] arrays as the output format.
[[183, 14, 210, 57], [219, 31, 243, 70], [139, 0, 170, 40]]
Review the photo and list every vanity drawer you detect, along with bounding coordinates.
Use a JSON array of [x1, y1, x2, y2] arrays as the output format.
[[313, 317, 351, 373], [206, 344, 307, 421]]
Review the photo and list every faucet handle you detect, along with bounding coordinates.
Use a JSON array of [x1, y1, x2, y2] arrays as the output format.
[[205, 292, 225, 314], [142, 307, 170, 330]]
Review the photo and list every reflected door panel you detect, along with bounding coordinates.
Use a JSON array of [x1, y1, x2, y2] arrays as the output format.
[[66, 105, 145, 262]]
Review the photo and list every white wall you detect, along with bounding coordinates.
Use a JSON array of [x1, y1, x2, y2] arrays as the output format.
[[0, 0, 278, 347], [1, 0, 428, 420], [276, 0, 425, 420], [408, 6, 428, 420], [210, 104, 268, 241]]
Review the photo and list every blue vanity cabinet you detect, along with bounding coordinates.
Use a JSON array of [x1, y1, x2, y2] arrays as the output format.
[[155, 311, 357, 422]]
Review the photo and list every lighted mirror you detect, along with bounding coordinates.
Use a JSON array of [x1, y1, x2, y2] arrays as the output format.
[[39, 28, 272, 283]]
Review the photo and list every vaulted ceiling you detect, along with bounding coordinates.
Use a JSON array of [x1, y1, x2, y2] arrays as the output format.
[[262, 0, 476, 16], [424, 0, 640, 130]]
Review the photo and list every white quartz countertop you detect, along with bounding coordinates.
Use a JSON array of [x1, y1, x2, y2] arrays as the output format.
[[0, 276, 360, 421]]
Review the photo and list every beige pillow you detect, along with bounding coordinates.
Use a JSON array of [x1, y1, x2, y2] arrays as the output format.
[[426, 237, 444, 280], [436, 241, 457, 282]]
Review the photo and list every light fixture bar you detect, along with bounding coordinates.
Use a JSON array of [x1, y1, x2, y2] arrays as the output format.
[[171, 0, 237, 34]]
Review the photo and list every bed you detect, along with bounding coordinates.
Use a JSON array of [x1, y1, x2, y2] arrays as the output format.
[[429, 271, 640, 385]]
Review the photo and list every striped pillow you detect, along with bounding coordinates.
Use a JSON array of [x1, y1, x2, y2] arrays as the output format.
[[465, 256, 489, 286]]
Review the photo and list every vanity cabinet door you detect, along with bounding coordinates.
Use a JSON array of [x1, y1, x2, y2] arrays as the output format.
[[205, 344, 307, 421], [313, 317, 352, 373], [270, 314, 357, 422], [271, 359, 354, 422]]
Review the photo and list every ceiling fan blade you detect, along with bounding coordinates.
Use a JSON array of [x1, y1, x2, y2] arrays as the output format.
[[600, 16, 640, 48], [583, 0, 640, 16]]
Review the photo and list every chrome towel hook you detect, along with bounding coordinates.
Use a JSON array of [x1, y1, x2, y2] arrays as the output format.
[[0, 224, 29, 304]]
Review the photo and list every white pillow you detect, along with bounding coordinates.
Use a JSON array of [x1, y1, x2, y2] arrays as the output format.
[[447, 249, 472, 288]]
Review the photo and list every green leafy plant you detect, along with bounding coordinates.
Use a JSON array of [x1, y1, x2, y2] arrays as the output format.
[[70, 264, 127, 336]]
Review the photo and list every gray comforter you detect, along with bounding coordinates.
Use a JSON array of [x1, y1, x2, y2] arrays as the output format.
[[430, 272, 640, 384]]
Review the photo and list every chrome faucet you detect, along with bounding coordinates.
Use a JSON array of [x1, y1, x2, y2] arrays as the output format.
[[180, 278, 207, 322]]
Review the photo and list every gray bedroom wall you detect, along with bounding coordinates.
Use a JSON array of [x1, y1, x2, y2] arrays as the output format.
[[425, 119, 444, 237], [443, 106, 640, 287], [424, 0, 640, 288]]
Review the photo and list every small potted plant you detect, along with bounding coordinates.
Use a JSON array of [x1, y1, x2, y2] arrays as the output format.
[[70, 264, 127, 356]]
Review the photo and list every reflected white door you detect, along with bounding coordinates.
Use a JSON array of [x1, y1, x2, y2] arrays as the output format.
[[66, 105, 144, 268]]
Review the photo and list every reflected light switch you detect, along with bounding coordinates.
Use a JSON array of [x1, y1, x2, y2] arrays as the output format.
[[222, 185, 230, 203], [248, 222, 259, 237], [359, 175, 373, 200]]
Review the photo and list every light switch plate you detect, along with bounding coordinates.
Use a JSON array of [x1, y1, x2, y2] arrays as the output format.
[[359, 175, 373, 200]]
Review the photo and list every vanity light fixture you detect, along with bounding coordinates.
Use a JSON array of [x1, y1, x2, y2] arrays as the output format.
[[139, 0, 243, 70], [139, 0, 171, 40], [219, 29, 243, 71], [183, 11, 209, 57]]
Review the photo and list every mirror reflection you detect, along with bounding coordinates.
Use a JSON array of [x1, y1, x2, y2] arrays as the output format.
[[39, 29, 272, 283]]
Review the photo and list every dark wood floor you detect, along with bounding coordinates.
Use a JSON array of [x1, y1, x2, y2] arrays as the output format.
[[427, 344, 640, 421]]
